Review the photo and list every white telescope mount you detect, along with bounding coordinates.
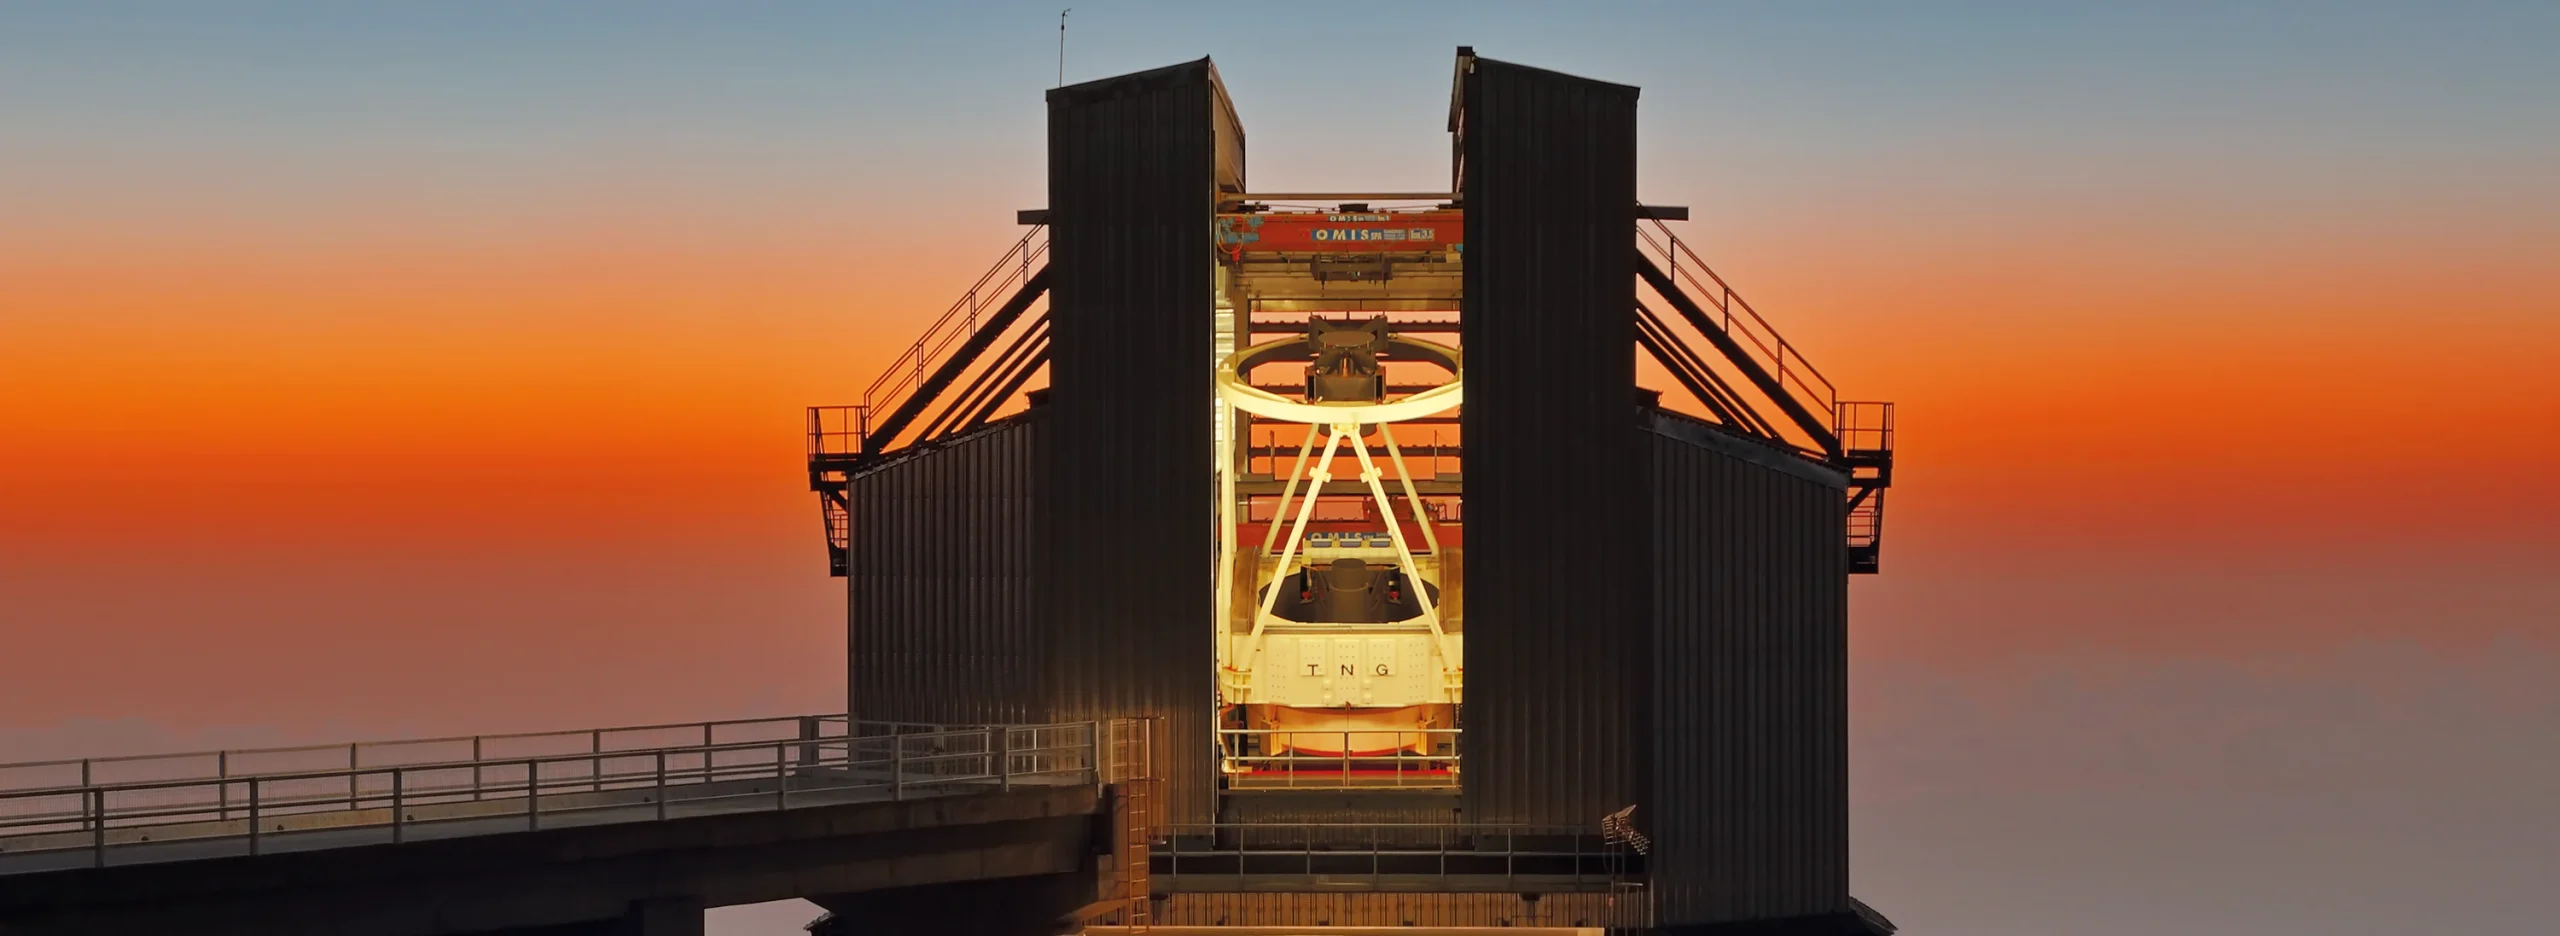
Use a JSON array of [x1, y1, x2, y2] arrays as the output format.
[[1212, 327, 1464, 710]]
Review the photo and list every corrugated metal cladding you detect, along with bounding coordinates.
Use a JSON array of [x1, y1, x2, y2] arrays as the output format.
[[1644, 409, 1856, 929], [1218, 790, 1461, 826], [1141, 892, 1650, 930], [1216, 790, 1463, 848], [1044, 58, 1229, 825], [1456, 53, 1649, 827], [847, 414, 1048, 725]]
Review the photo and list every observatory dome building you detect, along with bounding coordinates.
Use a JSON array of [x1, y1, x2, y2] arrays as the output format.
[[806, 48, 1899, 936]]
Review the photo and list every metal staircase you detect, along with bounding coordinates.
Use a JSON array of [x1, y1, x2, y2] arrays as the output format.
[[1633, 219, 1898, 573], [806, 226, 1053, 576], [1836, 400, 1894, 574], [798, 215, 1893, 575]]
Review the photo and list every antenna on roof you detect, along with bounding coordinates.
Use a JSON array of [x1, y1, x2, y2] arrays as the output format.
[[1058, 9, 1071, 88]]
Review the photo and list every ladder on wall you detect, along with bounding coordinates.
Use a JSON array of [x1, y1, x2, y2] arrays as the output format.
[[1108, 719, 1158, 934]]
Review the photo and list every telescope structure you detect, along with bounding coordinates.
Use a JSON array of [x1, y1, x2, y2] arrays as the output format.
[[808, 48, 1899, 936]]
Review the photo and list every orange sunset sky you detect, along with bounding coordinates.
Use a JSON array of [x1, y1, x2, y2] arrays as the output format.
[[4, 3, 2557, 934]]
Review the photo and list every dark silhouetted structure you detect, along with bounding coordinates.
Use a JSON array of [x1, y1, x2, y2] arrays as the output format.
[[808, 49, 1900, 936], [0, 46, 1900, 936]]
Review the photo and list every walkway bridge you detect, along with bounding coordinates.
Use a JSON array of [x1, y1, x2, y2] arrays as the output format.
[[0, 717, 1158, 936]]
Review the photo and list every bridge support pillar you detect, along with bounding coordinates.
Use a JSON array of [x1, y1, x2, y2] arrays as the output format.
[[809, 872, 1106, 936], [621, 896, 704, 936]]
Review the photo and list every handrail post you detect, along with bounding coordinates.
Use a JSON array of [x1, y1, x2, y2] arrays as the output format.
[[78, 758, 93, 830], [590, 729, 603, 793], [1279, 730, 1295, 788], [701, 723, 716, 784], [391, 768, 405, 844], [527, 759, 540, 831], [775, 741, 789, 811], [798, 715, 820, 769], [890, 730, 905, 801], [993, 726, 1011, 791], [89, 788, 105, 868], [655, 751, 668, 821], [217, 751, 229, 821], [247, 778, 262, 856], [471, 736, 484, 801], [348, 743, 359, 810]]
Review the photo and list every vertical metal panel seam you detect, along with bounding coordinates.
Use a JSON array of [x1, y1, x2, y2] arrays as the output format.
[[1461, 54, 1643, 828], [1644, 411, 1852, 924]]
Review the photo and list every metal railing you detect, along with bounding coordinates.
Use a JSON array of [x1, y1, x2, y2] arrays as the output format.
[[819, 491, 852, 561], [808, 404, 871, 460], [862, 225, 1049, 421], [1847, 489, 1886, 551], [1835, 400, 1895, 456], [0, 715, 840, 795], [1157, 823, 1640, 887], [0, 716, 1102, 871], [1638, 218, 1837, 431], [1219, 729, 1459, 789]]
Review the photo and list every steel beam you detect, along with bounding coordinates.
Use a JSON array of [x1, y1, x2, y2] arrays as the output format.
[[863, 266, 1051, 454], [1230, 193, 1454, 203], [1638, 254, 1839, 457]]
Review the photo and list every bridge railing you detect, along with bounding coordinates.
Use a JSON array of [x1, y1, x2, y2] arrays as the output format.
[[0, 716, 1104, 870], [0, 714, 869, 795]]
